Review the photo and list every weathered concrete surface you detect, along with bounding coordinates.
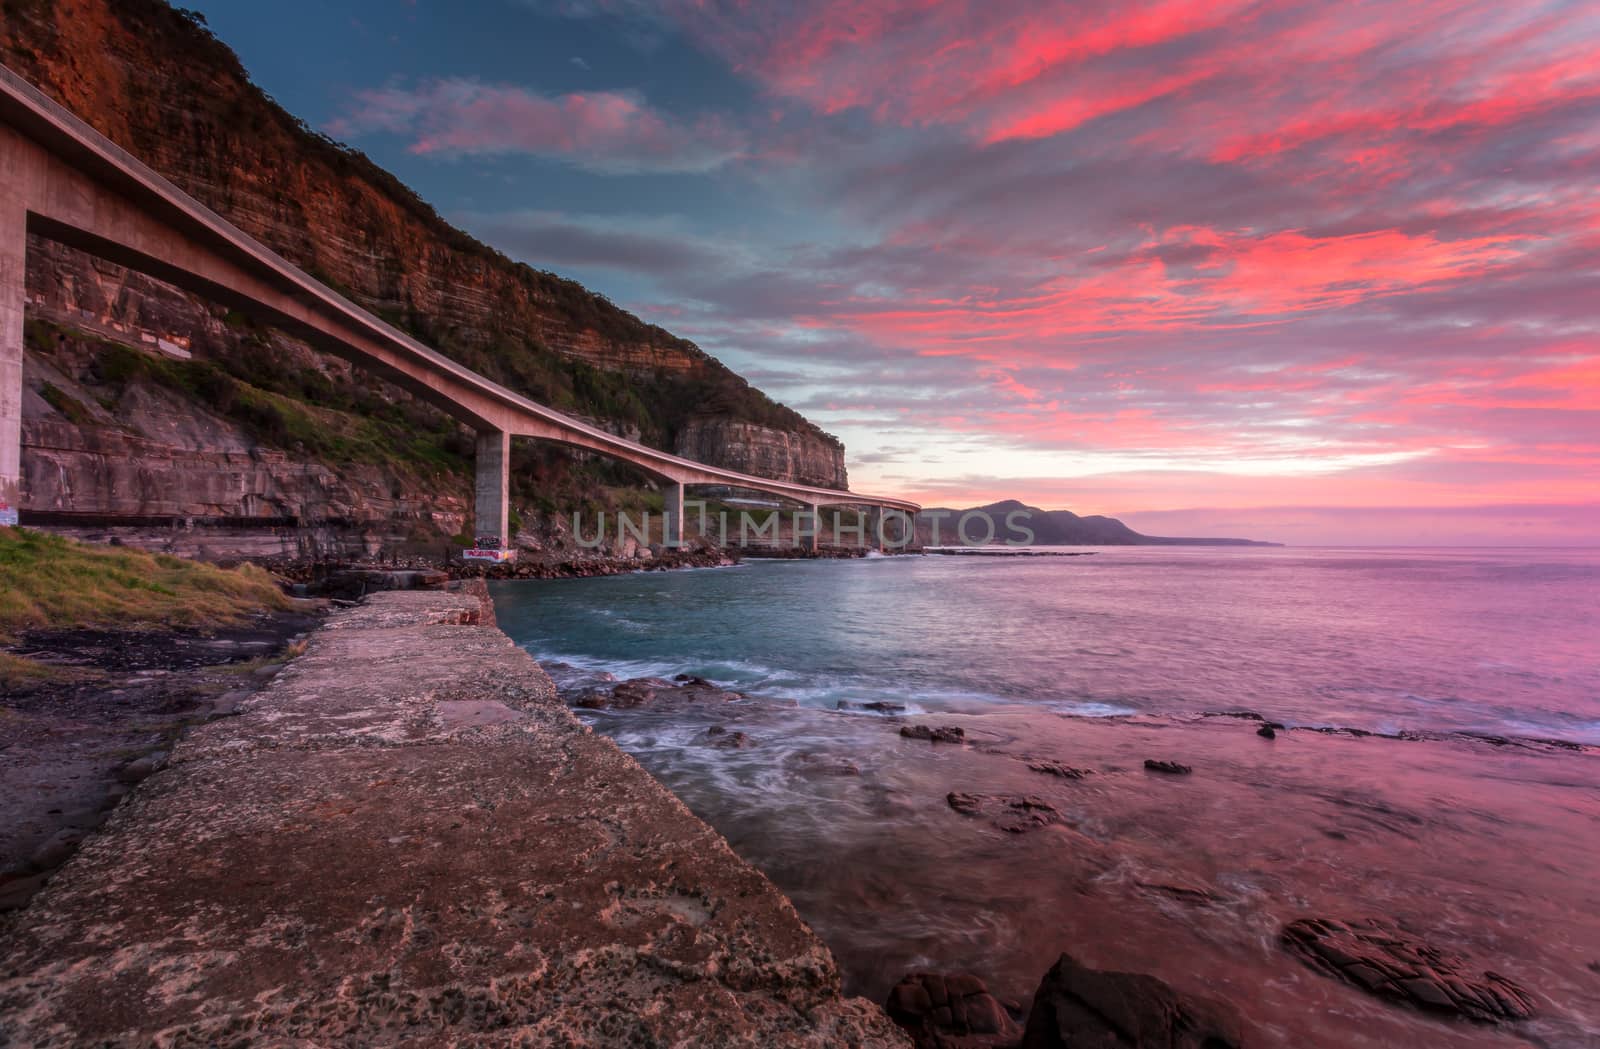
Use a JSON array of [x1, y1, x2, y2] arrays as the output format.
[[0, 589, 910, 1047]]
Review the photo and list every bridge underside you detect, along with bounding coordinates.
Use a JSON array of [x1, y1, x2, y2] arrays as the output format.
[[1, 68, 918, 541]]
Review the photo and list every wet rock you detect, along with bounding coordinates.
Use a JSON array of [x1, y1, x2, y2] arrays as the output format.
[[886, 971, 1021, 1049], [902, 724, 965, 744], [571, 688, 612, 709], [1143, 760, 1192, 775], [840, 700, 909, 714], [1021, 952, 1244, 1048], [1257, 725, 1277, 739], [1282, 918, 1535, 1023], [610, 677, 673, 708], [705, 727, 754, 749], [674, 673, 714, 687], [785, 751, 862, 777], [947, 792, 985, 816], [946, 792, 1060, 834], [576, 676, 740, 710], [1028, 760, 1092, 779]]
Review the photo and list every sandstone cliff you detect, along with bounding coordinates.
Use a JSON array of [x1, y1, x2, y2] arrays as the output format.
[[0, 0, 846, 550]]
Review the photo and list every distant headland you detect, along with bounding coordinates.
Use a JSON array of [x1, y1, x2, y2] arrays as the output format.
[[918, 500, 1281, 547]]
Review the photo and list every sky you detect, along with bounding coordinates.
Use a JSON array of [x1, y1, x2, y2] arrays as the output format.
[[189, 0, 1599, 545]]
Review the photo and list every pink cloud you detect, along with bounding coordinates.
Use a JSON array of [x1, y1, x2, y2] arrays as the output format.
[[329, 78, 743, 172], [488, 1, 1600, 538]]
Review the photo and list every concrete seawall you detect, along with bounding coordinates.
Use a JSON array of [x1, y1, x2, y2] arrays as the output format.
[[0, 588, 909, 1047]]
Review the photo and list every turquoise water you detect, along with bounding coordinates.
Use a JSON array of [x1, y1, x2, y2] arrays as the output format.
[[493, 546, 1600, 742]]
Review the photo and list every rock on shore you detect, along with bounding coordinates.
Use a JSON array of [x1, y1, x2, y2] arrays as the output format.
[[1020, 953, 1244, 1048], [1281, 917, 1536, 1023], [885, 971, 1021, 1048]]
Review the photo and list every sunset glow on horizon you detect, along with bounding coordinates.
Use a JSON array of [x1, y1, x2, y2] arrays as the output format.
[[201, 0, 1599, 544]]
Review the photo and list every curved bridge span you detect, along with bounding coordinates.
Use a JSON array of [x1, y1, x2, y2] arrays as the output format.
[[0, 64, 918, 547]]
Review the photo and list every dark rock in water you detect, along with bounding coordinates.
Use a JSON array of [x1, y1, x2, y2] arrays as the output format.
[[839, 700, 909, 714], [571, 689, 611, 710], [1281, 917, 1536, 1023], [607, 677, 672, 708], [1143, 759, 1192, 775], [705, 727, 754, 749], [946, 792, 1061, 833], [785, 751, 862, 777], [1028, 760, 1092, 779], [577, 676, 741, 710], [902, 724, 965, 744], [886, 971, 1021, 1048], [1021, 952, 1243, 1048], [1257, 725, 1277, 739], [674, 673, 713, 687], [947, 791, 984, 815]]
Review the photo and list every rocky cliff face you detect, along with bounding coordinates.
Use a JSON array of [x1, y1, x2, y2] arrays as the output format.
[[0, 0, 847, 542], [20, 240, 473, 557], [675, 418, 848, 491]]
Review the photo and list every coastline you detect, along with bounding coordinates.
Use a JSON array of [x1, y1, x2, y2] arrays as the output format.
[[0, 584, 908, 1046], [494, 558, 1600, 1049], [6, 557, 1596, 1047]]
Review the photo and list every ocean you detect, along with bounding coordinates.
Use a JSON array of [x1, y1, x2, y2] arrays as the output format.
[[491, 547, 1600, 1048]]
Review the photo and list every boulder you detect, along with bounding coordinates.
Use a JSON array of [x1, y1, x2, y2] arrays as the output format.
[[1028, 760, 1092, 779], [705, 727, 754, 749], [839, 700, 909, 714], [575, 677, 741, 710], [902, 724, 966, 744], [608, 677, 673, 708], [1142, 760, 1192, 775], [946, 792, 1061, 834], [1020, 953, 1244, 1048], [1281, 917, 1535, 1023], [886, 971, 1021, 1049]]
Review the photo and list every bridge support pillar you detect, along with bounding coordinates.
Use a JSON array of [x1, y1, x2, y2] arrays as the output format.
[[662, 482, 684, 547], [474, 430, 510, 544], [805, 505, 820, 553], [897, 509, 917, 549], [0, 200, 23, 519]]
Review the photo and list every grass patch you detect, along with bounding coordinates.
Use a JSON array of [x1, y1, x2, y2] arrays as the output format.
[[0, 527, 289, 639], [39, 382, 96, 425], [0, 650, 71, 684]]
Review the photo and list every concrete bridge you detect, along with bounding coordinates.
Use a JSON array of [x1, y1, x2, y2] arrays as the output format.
[[0, 64, 918, 550]]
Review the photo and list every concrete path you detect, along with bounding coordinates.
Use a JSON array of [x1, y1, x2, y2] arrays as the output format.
[[0, 589, 908, 1047]]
